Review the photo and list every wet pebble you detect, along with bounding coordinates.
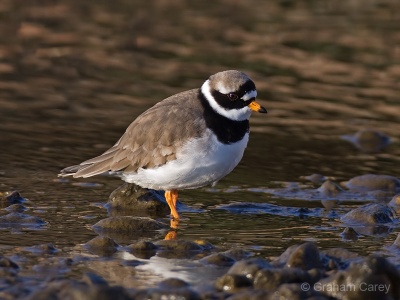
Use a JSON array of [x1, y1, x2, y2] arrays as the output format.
[[340, 203, 396, 225], [106, 183, 169, 216], [342, 174, 400, 193], [222, 248, 253, 261], [1, 191, 27, 206], [317, 256, 400, 299], [215, 274, 253, 292], [199, 253, 236, 267], [84, 236, 118, 256], [273, 242, 322, 270], [341, 129, 391, 153], [228, 258, 272, 280], [0, 213, 46, 227], [125, 240, 158, 259], [253, 267, 314, 291], [4, 203, 28, 213]]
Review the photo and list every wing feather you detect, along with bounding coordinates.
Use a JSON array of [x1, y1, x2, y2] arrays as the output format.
[[59, 89, 206, 178]]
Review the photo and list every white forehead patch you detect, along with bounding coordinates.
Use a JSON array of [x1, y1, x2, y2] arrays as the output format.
[[242, 90, 257, 101]]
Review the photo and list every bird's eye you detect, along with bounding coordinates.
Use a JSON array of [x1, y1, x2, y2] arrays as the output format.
[[227, 93, 238, 101]]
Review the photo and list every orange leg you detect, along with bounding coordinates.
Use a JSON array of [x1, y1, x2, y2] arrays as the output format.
[[165, 190, 179, 220]]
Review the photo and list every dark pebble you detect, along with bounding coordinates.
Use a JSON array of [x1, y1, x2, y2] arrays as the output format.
[[84, 236, 118, 256], [215, 274, 253, 292], [273, 242, 322, 270], [156, 239, 210, 259], [228, 258, 272, 280], [126, 241, 158, 259], [2, 191, 27, 205], [253, 268, 313, 291], [199, 253, 236, 267], [222, 248, 253, 261], [317, 256, 400, 299]]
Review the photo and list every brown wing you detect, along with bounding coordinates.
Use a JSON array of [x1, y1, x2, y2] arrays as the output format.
[[60, 89, 206, 178]]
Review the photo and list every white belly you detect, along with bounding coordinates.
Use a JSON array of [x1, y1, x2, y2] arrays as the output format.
[[122, 130, 249, 190]]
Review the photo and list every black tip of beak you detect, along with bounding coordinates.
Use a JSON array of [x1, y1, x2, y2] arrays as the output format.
[[259, 106, 268, 113]]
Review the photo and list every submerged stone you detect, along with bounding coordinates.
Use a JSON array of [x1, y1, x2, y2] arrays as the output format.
[[341, 129, 391, 153], [340, 203, 396, 225], [342, 174, 400, 193], [0, 213, 46, 227], [92, 216, 165, 243], [93, 216, 164, 233]]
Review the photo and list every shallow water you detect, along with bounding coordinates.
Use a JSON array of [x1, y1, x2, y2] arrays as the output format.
[[1, 0, 400, 292]]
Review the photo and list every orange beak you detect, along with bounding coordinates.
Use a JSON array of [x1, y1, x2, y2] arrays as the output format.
[[248, 101, 267, 113]]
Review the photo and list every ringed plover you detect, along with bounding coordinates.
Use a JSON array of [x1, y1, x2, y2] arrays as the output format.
[[59, 70, 267, 220]]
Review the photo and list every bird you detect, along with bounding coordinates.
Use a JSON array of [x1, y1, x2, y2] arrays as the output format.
[[59, 70, 267, 221]]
